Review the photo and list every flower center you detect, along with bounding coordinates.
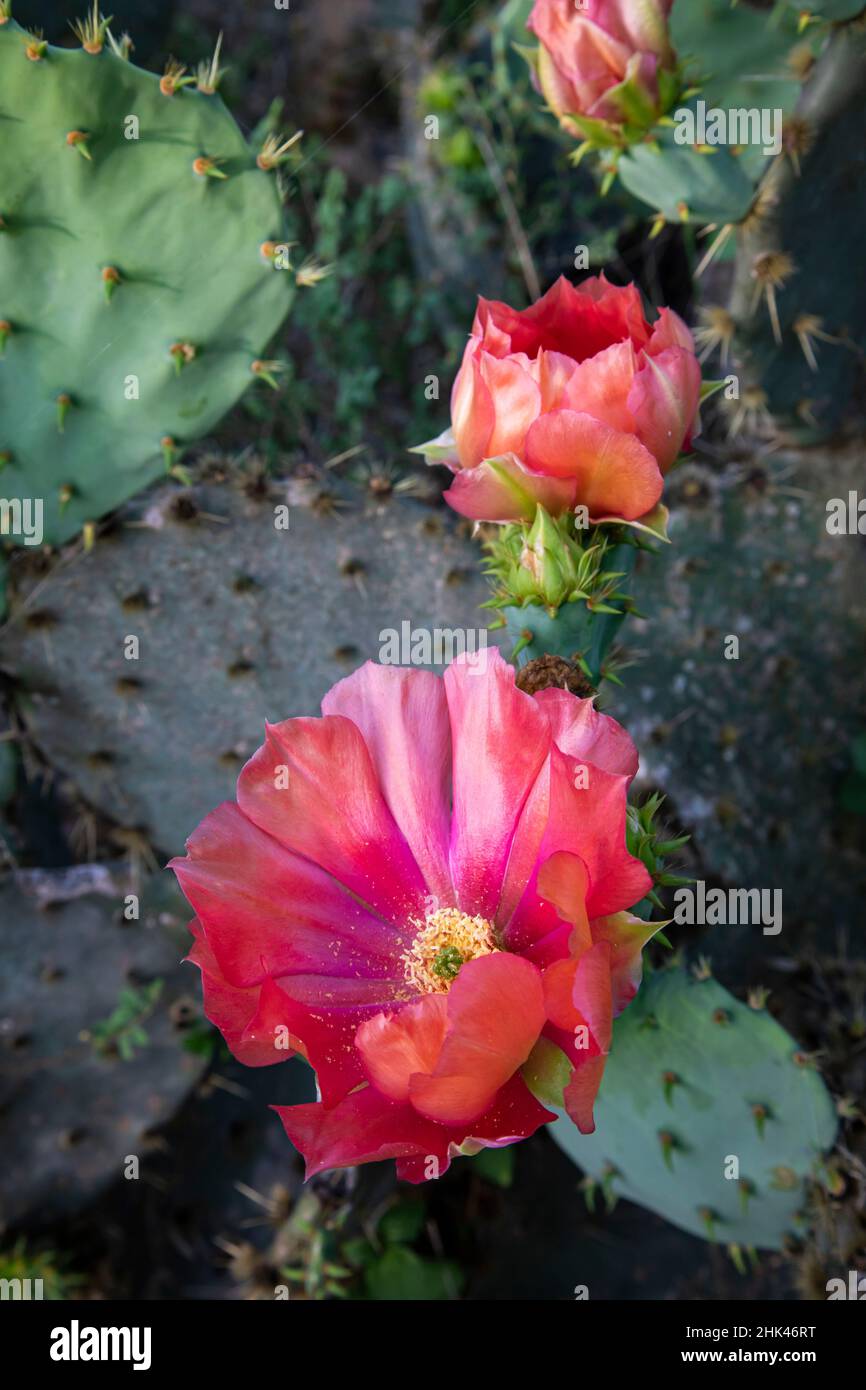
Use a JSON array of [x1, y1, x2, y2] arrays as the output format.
[[402, 908, 499, 994]]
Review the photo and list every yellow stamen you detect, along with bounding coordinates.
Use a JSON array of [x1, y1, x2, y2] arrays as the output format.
[[402, 907, 499, 994]]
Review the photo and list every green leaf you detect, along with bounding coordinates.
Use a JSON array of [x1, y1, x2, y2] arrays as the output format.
[[378, 1199, 426, 1246], [469, 1145, 516, 1188], [364, 1246, 464, 1301]]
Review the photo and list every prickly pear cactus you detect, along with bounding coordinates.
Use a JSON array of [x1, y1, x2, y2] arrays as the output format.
[[726, 19, 866, 438], [0, 471, 500, 857], [0, 868, 206, 1227], [0, 12, 297, 546], [546, 967, 838, 1252]]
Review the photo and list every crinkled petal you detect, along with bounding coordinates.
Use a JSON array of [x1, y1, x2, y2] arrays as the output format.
[[356, 995, 449, 1103], [592, 909, 666, 1011], [533, 687, 639, 777], [559, 340, 637, 434], [278, 1073, 554, 1181]]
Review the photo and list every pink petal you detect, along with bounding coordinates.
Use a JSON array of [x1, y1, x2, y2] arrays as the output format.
[[647, 306, 696, 355], [559, 340, 637, 434], [187, 927, 306, 1067], [563, 1054, 608, 1134], [409, 954, 547, 1126], [534, 348, 581, 411], [451, 343, 495, 468], [628, 346, 702, 473], [524, 408, 663, 519], [443, 451, 577, 522], [172, 802, 406, 989], [533, 687, 640, 777], [278, 1073, 554, 1182], [479, 352, 542, 458], [321, 663, 454, 906], [592, 910, 663, 1011], [504, 742, 651, 949], [356, 995, 449, 1103], [445, 650, 551, 917], [236, 714, 428, 923]]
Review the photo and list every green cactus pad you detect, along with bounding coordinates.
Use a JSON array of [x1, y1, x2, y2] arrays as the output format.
[[1, 475, 501, 857], [620, 0, 808, 222], [618, 137, 756, 227], [547, 967, 837, 1251], [0, 19, 295, 546]]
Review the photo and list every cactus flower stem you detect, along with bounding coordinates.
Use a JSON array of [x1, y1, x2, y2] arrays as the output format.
[[66, 130, 92, 161], [0, 2, 12, 24], [56, 394, 73, 433], [0, 451, 12, 471], [58, 483, 75, 512], [82, 520, 96, 551], [0, 319, 11, 354]]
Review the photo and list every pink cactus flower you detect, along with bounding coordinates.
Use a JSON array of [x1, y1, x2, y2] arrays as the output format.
[[528, 0, 677, 131], [171, 652, 659, 1182], [418, 274, 700, 526]]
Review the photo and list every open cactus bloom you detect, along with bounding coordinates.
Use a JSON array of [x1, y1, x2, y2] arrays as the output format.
[[171, 652, 662, 1181], [413, 274, 701, 527], [526, 0, 681, 147]]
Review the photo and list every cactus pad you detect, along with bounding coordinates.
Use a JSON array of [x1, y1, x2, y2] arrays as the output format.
[[1, 474, 499, 857], [0, 17, 295, 545], [547, 967, 837, 1251]]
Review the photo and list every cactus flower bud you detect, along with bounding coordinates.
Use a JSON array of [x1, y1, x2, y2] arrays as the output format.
[[519, 505, 583, 608], [0, 319, 11, 354], [56, 393, 73, 433], [414, 274, 701, 526], [527, 0, 679, 146]]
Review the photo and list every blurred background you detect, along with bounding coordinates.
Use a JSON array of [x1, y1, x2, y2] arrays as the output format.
[[1, 0, 864, 1300]]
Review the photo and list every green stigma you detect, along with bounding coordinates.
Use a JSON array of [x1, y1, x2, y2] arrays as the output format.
[[431, 946, 464, 982]]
